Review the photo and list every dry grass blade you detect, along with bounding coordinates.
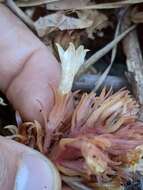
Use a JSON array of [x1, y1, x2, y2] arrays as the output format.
[[93, 18, 121, 91], [16, 0, 60, 7], [93, 8, 126, 91], [77, 24, 136, 77], [6, 0, 35, 30]]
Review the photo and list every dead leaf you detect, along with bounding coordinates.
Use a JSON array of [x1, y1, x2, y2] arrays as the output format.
[[77, 10, 109, 39], [132, 12, 143, 23], [34, 12, 93, 37], [131, 7, 143, 23]]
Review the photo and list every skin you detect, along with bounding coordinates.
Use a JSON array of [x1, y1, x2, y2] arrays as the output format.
[[0, 136, 61, 190], [0, 4, 61, 189], [0, 4, 61, 124]]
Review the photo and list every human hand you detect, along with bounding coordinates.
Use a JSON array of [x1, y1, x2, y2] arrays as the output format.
[[0, 4, 61, 190], [0, 4, 60, 124]]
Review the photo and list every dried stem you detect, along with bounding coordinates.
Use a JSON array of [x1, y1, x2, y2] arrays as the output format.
[[16, 0, 60, 7], [62, 176, 92, 190], [6, 0, 35, 30], [122, 9, 143, 119], [123, 32, 143, 91], [73, 74, 129, 92], [46, 0, 143, 10]]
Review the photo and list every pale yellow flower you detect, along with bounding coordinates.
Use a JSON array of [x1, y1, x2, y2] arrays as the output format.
[[56, 42, 88, 94]]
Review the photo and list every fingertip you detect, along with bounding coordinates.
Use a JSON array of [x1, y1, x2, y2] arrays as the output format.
[[15, 153, 61, 190]]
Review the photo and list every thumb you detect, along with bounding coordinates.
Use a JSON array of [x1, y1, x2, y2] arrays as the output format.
[[0, 136, 61, 190]]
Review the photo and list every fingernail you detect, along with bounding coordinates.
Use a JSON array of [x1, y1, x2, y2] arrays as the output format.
[[14, 153, 61, 190]]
